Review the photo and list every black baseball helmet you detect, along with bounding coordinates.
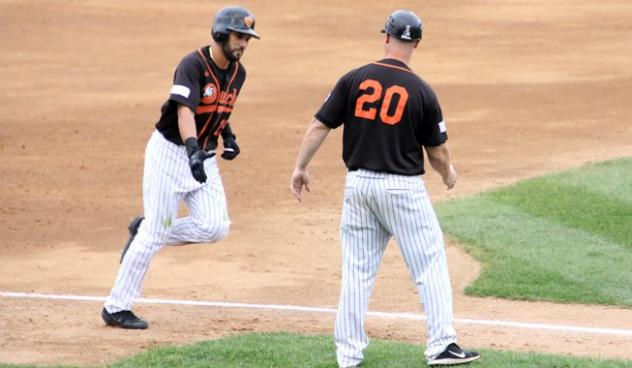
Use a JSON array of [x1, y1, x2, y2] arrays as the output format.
[[212, 6, 260, 43], [380, 10, 423, 42]]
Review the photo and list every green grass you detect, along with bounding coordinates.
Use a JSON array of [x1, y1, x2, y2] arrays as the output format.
[[0, 366, 76, 368], [2, 332, 631, 367], [436, 157, 632, 306]]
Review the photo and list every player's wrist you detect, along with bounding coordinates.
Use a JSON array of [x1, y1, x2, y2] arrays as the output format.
[[184, 137, 201, 158]]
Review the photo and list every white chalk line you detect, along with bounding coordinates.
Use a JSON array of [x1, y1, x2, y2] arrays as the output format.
[[1, 290, 631, 337]]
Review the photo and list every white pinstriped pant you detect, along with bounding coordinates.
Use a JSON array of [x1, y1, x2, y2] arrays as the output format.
[[105, 130, 230, 313], [335, 169, 457, 367]]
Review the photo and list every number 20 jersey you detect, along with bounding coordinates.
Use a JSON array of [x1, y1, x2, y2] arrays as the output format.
[[315, 58, 447, 176]]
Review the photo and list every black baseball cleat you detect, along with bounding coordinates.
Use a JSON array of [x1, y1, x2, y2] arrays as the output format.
[[101, 308, 148, 329], [427, 343, 480, 366], [120, 216, 144, 263]]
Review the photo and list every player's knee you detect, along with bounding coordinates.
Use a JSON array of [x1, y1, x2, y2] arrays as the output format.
[[213, 221, 230, 241], [198, 220, 230, 242]]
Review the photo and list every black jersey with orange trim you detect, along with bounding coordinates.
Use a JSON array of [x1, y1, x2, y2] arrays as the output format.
[[155, 46, 246, 149], [315, 58, 447, 176]]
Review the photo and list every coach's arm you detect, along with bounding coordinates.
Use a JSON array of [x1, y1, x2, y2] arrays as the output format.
[[425, 143, 457, 190], [290, 118, 332, 201]]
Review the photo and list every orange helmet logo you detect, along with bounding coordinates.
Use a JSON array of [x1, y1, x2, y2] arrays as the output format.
[[243, 16, 254, 29]]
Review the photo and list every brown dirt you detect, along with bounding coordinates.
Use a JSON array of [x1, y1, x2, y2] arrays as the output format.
[[1, 0, 631, 365]]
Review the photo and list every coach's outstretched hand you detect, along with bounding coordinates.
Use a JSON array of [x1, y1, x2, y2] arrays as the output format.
[[185, 137, 215, 183]]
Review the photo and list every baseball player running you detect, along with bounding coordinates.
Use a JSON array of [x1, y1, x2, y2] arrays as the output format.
[[290, 10, 480, 367], [101, 5, 259, 329]]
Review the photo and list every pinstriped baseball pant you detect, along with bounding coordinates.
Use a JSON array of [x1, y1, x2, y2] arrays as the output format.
[[335, 169, 457, 367], [104, 130, 230, 313]]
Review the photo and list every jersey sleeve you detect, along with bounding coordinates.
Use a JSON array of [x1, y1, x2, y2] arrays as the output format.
[[419, 86, 448, 147], [314, 74, 350, 129], [168, 54, 201, 111]]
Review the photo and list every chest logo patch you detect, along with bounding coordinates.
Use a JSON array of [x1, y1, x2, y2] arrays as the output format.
[[201, 83, 218, 104]]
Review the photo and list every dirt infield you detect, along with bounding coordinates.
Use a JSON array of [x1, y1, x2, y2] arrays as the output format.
[[1, 0, 631, 365]]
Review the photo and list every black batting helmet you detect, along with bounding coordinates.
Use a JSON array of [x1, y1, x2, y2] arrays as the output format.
[[380, 10, 423, 42], [212, 6, 260, 43]]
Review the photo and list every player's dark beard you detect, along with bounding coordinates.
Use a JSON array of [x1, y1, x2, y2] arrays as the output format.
[[221, 42, 243, 62]]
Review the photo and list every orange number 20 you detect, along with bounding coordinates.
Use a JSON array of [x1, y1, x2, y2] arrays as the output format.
[[354, 79, 409, 125]]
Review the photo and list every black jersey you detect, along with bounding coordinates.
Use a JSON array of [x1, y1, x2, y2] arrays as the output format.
[[155, 46, 246, 149], [315, 58, 447, 176]]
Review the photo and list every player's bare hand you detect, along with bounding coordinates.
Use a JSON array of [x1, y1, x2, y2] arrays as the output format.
[[443, 164, 457, 190], [290, 168, 310, 202]]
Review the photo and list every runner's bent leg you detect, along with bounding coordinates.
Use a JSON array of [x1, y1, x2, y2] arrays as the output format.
[[105, 131, 186, 312]]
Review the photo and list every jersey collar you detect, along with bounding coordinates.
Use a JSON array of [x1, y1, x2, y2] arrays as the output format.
[[202, 45, 233, 71], [377, 58, 411, 70]]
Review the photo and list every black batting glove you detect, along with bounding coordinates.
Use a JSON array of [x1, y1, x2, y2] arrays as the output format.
[[221, 134, 240, 160], [185, 137, 215, 183], [189, 151, 213, 183]]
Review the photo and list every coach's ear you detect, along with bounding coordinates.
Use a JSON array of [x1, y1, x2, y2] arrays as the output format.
[[414, 40, 420, 48]]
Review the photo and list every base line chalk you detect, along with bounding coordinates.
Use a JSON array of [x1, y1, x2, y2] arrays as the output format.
[[2, 290, 631, 337]]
